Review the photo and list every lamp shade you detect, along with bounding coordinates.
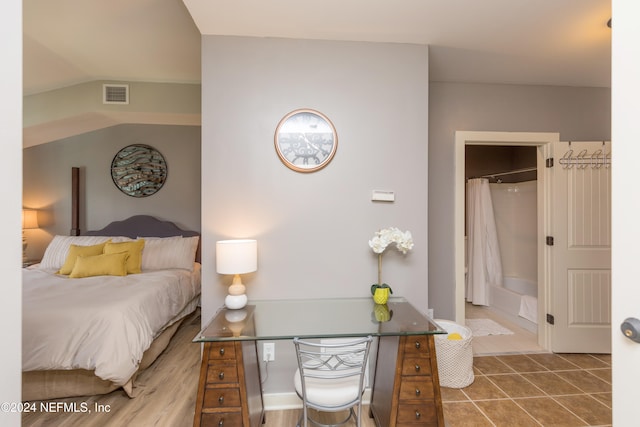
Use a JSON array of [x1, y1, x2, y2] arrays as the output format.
[[216, 239, 257, 274], [22, 209, 39, 229]]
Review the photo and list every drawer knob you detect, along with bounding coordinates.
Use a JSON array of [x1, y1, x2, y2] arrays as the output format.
[[415, 410, 421, 419], [415, 341, 421, 349], [219, 347, 225, 356], [218, 371, 225, 380], [218, 419, 224, 426], [218, 395, 224, 404], [414, 364, 421, 372], [415, 388, 421, 396]]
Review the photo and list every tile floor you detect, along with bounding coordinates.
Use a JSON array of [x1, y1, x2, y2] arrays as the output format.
[[441, 303, 613, 426], [464, 302, 545, 355], [441, 353, 612, 426], [266, 304, 612, 426]]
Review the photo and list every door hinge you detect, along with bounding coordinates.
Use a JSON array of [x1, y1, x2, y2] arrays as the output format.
[[546, 236, 554, 246], [546, 158, 554, 168], [546, 314, 555, 325]]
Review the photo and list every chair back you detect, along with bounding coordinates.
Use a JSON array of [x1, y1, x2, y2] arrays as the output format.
[[293, 335, 373, 412], [319, 337, 372, 387]]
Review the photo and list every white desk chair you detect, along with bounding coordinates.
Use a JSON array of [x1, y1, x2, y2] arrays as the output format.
[[293, 335, 373, 427]]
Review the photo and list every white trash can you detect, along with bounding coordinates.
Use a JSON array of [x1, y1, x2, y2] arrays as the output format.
[[433, 319, 474, 388]]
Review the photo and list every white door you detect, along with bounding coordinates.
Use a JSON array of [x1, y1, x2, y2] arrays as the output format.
[[551, 140, 611, 353], [612, 3, 640, 423]]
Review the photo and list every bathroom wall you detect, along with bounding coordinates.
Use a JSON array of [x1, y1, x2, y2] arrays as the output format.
[[465, 145, 538, 283], [490, 180, 537, 282], [466, 146, 537, 183]]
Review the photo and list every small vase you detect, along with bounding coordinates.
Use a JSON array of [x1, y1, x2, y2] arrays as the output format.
[[373, 287, 390, 304]]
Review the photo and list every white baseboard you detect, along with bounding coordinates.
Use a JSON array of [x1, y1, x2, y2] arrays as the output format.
[[263, 389, 372, 411], [262, 392, 300, 411]]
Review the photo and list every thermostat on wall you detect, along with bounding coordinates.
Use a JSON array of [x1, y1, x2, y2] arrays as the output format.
[[372, 190, 395, 202]]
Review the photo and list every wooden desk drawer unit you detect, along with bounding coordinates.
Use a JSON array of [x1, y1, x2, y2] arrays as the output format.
[[200, 413, 243, 427], [208, 342, 237, 360], [404, 336, 430, 355], [203, 388, 242, 409], [370, 335, 445, 427], [399, 379, 435, 400], [396, 403, 439, 426], [194, 341, 264, 427], [206, 364, 239, 384], [401, 357, 432, 376]]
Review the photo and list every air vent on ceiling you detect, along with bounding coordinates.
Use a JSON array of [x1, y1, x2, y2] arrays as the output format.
[[103, 84, 129, 105]]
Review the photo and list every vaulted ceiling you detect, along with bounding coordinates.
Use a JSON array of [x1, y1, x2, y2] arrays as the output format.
[[24, 0, 611, 95]]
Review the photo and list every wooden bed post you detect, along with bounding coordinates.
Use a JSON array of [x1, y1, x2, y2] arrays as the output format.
[[71, 167, 80, 236]]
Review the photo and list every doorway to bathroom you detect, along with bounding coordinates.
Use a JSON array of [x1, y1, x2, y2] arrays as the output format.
[[454, 131, 612, 354], [455, 131, 554, 351], [466, 145, 539, 340]]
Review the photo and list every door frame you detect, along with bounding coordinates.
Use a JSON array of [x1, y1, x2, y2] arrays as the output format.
[[454, 131, 559, 351]]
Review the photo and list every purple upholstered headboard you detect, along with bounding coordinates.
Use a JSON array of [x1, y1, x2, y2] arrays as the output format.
[[84, 215, 201, 262]]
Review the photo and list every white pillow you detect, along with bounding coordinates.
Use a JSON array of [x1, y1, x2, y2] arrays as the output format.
[[140, 236, 199, 271], [39, 235, 123, 270]]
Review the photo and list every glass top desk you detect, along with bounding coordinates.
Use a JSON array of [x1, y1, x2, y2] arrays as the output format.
[[194, 297, 445, 342], [193, 297, 447, 427]]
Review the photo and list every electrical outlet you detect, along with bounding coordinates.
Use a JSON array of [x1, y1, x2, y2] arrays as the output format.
[[263, 343, 275, 362]]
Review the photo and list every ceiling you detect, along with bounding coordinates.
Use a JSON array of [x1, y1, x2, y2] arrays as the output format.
[[24, 0, 611, 96]]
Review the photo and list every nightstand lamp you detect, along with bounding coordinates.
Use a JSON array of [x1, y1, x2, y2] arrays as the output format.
[[216, 239, 257, 310], [22, 209, 39, 264]]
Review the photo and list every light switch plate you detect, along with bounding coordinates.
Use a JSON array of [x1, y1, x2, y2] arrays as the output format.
[[372, 190, 395, 202]]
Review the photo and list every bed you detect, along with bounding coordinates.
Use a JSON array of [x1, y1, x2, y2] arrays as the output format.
[[22, 215, 201, 401]]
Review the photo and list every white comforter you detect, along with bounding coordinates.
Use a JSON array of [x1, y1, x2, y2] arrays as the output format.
[[22, 264, 201, 386]]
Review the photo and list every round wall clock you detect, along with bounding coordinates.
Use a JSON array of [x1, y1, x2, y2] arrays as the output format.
[[274, 109, 338, 173], [111, 144, 167, 197]]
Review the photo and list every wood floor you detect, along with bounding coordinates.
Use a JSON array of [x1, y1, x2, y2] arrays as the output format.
[[22, 310, 203, 427], [22, 309, 378, 427]]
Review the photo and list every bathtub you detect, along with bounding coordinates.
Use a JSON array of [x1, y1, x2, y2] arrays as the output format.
[[489, 277, 537, 333]]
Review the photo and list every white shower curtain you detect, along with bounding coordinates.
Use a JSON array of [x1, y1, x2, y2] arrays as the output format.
[[466, 178, 503, 306]]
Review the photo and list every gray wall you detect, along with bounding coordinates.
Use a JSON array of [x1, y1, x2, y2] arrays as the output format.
[[201, 36, 429, 393], [428, 82, 611, 320], [23, 124, 201, 259]]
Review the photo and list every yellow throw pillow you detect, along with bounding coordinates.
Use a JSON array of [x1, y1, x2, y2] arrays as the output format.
[[57, 240, 111, 275], [104, 239, 145, 274], [69, 252, 129, 278]]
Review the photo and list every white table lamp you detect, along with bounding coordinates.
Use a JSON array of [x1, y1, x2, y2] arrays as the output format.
[[216, 239, 257, 309]]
